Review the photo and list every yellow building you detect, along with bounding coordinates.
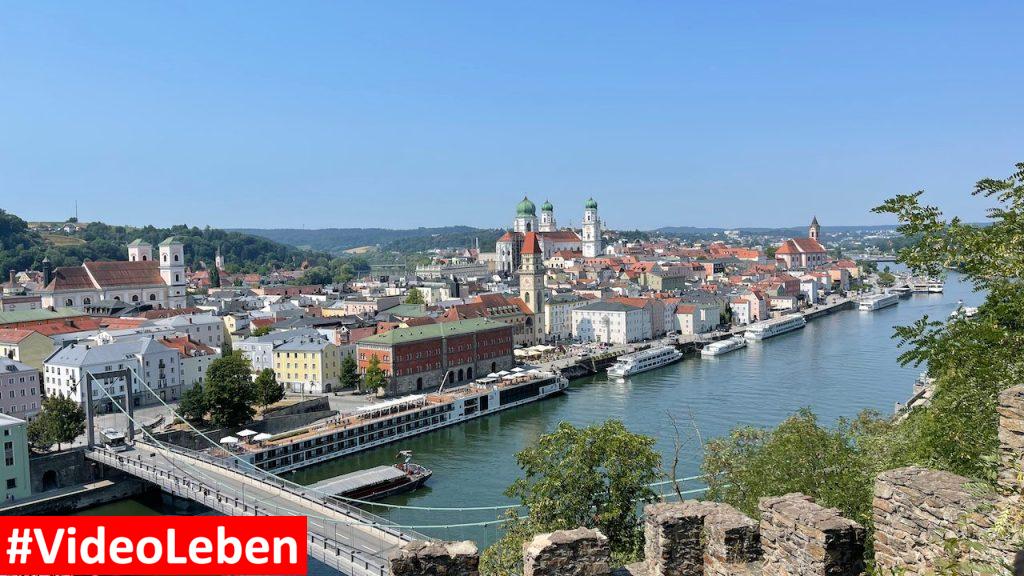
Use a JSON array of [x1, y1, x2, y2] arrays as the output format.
[[272, 337, 341, 394], [0, 329, 55, 372]]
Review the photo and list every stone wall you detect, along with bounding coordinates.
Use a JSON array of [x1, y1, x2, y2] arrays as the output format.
[[523, 528, 611, 576], [388, 540, 479, 576], [29, 448, 97, 493], [872, 466, 992, 574], [758, 494, 864, 576], [998, 385, 1024, 493]]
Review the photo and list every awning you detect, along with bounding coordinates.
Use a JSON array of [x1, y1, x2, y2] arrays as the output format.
[[220, 436, 239, 444], [236, 429, 258, 437], [252, 433, 273, 442]]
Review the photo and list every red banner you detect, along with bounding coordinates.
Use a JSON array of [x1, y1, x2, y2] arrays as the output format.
[[0, 516, 307, 575]]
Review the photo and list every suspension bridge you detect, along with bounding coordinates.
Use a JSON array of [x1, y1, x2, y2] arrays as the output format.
[[77, 364, 709, 576]]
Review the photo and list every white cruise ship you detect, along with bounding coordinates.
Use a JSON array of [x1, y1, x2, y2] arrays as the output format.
[[744, 314, 807, 341], [700, 335, 747, 357], [607, 345, 683, 379], [910, 277, 944, 293], [858, 293, 900, 312]]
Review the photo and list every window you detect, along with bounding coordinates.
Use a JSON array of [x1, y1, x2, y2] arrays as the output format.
[[5, 479, 14, 490]]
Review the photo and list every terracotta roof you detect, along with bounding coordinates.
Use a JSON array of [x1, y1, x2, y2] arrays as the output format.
[[0, 328, 35, 343], [138, 307, 204, 320], [521, 232, 542, 255], [776, 238, 825, 255], [676, 305, 696, 314], [403, 316, 438, 327], [84, 260, 165, 288], [44, 266, 95, 291], [538, 230, 581, 242], [497, 231, 519, 243], [158, 335, 216, 357]]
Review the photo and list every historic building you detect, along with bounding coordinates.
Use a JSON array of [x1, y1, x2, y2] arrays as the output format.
[[495, 197, 602, 274], [775, 217, 828, 270], [39, 238, 188, 310], [517, 232, 546, 344]]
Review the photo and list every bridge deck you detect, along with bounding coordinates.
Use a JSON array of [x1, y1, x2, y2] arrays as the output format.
[[89, 443, 423, 576]]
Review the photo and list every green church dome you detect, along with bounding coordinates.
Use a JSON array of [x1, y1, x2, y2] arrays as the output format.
[[516, 196, 536, 216], [584, 197, 598, 210], [541, 200, 553, 212]]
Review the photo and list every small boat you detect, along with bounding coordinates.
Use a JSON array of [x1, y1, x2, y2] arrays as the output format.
[[858, 293, 900, 312], [890, 285, 912, 298], [701, 336, 747, 357], [949, 300, 979, 320], [910, 277, 944, 293], [607, 345, 683, 379], [310, 451, 432, 502]]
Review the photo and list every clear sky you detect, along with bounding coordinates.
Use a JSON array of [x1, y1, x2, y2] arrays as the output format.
[[1, 1, 1020, 230]]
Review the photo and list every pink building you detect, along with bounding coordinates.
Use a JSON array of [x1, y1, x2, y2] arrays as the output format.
[[775, 217, 828, 269], [0, 358, 40, 421]]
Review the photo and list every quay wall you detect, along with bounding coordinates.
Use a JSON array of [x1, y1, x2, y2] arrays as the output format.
[[389, 385, 1024, 576], [0, 478, 152, 516]]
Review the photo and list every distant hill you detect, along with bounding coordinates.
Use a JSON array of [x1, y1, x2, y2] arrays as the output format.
[[235, 226, 505, 255], [0, 209, 332, 277], [654, 224, 904, 237]]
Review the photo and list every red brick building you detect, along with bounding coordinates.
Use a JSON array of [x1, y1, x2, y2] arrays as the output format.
[[355, 318, 514, 395]]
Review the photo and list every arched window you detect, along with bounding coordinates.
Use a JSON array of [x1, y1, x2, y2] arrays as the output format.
[[113, 296, 121, 302], [174, 254, 179, 262], [524, 292, 530, 304], [142, 255, 148, 261], [65, 298, 73, 307], [131, 295, 139, 302], [416, 377, 423, 391], [149, 294, 156, 301], [175, 274, 180, 282], [83, 297, 91, 305], [466, 367, 473, 380], [162, 254, 167, 262], [457, 368, 464, 382]]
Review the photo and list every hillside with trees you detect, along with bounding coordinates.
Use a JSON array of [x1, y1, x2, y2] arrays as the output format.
[[236, 226, 504, 255], [0, 209, 336, 276]]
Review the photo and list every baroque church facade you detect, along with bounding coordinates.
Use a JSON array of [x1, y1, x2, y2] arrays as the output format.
[[495, 197, 603, 274]]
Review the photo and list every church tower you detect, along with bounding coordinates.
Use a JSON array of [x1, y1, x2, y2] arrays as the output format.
[[581, 197, 602, 258], [159, 237, 187, 309], [518, 232, 546, 344], [539, 200, 556, 232], [809, 216, 821, 241], [127, 239, 152, 262], [513, 197, 537, 233]]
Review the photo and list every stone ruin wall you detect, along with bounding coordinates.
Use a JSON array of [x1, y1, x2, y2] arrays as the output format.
[[389, 385, 1024, 576]]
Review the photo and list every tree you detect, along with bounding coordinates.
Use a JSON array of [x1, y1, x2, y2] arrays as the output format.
[[209, 265, 221, 288], [481, 420, 661, 575], [362, 354, 387, 393], [254, 368, 285, 410], [404, 287, 425, 305], [299, 266, 332, 286], [26, 417, 54, 451], [204, 353, 257, 428], [178, 383, 207, 424], [250, 325, 271, 337], [340, 354, 359, 389], [30, 394, 86, 451]]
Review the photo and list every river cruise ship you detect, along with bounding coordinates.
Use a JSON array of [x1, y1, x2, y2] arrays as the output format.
[[238, 370, 568, 473], [910, 277, 944, 293], [606, 345, 683, 379], [744, 314, 807, 341], [700, 335, 747, 357], [859, 293, 900, 312]]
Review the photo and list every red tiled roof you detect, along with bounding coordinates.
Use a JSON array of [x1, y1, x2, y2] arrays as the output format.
[[676, 305, 696, 314], [497, 231, 518, 243], [84, 261, 165, 288], [538, 230, 581, 242], [522, 232, 542, 255], [776, 238, 825, 255], [158, 335, 216, 357], [44, 266, 95, 291], [138, 307, 204, 320], [0, 328, 35, 343]]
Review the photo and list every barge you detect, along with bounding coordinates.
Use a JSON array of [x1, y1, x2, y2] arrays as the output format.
[[239, 370, 568, 473], [700, 335, 747, 357], [309, 459, 432, 502]]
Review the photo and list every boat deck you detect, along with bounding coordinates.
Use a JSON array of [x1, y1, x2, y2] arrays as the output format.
[[309, 465, 407, 496]]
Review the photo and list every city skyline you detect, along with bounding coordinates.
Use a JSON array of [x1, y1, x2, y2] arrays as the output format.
[[3, 1, 1021, 229]]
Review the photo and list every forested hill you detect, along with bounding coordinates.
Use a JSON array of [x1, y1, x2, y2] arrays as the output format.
[[235, 226, 505, 255], [0, 209, 333, 276]]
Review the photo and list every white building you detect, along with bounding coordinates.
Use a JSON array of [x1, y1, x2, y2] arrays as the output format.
[[0, 414, 31, 501], [39, 238, 187, 310], [675, 303, 720, 335], [236, 328, 320, 374], [43, 337, 184, 411], [145, 313, 225, 350], [572, 301, 649, 344], [544, 293, 589, 341]]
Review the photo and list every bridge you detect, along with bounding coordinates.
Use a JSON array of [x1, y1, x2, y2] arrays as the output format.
[[80, 368, 430, 576]]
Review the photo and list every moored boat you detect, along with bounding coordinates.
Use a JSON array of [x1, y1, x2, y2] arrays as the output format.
[[744, 314, 807, 341], [607, 345, 683, 378], [858, 293, 900, 312], [700, 335, 747, 357]]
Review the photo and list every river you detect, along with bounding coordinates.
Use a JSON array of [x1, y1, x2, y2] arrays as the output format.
[[78, 269, 982, 565]]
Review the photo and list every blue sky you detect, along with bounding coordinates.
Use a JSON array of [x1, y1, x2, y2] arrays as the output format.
[[1, 1, 1020, 230]]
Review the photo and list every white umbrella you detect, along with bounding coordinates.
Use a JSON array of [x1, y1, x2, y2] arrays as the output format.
[[237, 429, 258, 437], [511, 367, 525, 372], [487, 373, 499, 378], [252, 433, 273, 442], [219, 436, 239, 444], [496, 370, 511, 376]]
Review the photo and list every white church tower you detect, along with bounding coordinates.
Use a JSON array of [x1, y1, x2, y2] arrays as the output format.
[[513, 197, 537, 233], [127, 239, 152, 262], [581, 197, 602, 258], [809, 216, 821, 241], [159, 237, 187, 309], [539, 200, 556, 232]]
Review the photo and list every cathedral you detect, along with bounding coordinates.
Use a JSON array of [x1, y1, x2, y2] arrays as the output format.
[[495, 197, 602, 274]]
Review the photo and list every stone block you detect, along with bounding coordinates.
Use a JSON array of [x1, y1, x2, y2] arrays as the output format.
[[643, 501, 760, 576], [523, 527, 611, 576], [389, 540, 479, 576], [759, 493, 864, 576]]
